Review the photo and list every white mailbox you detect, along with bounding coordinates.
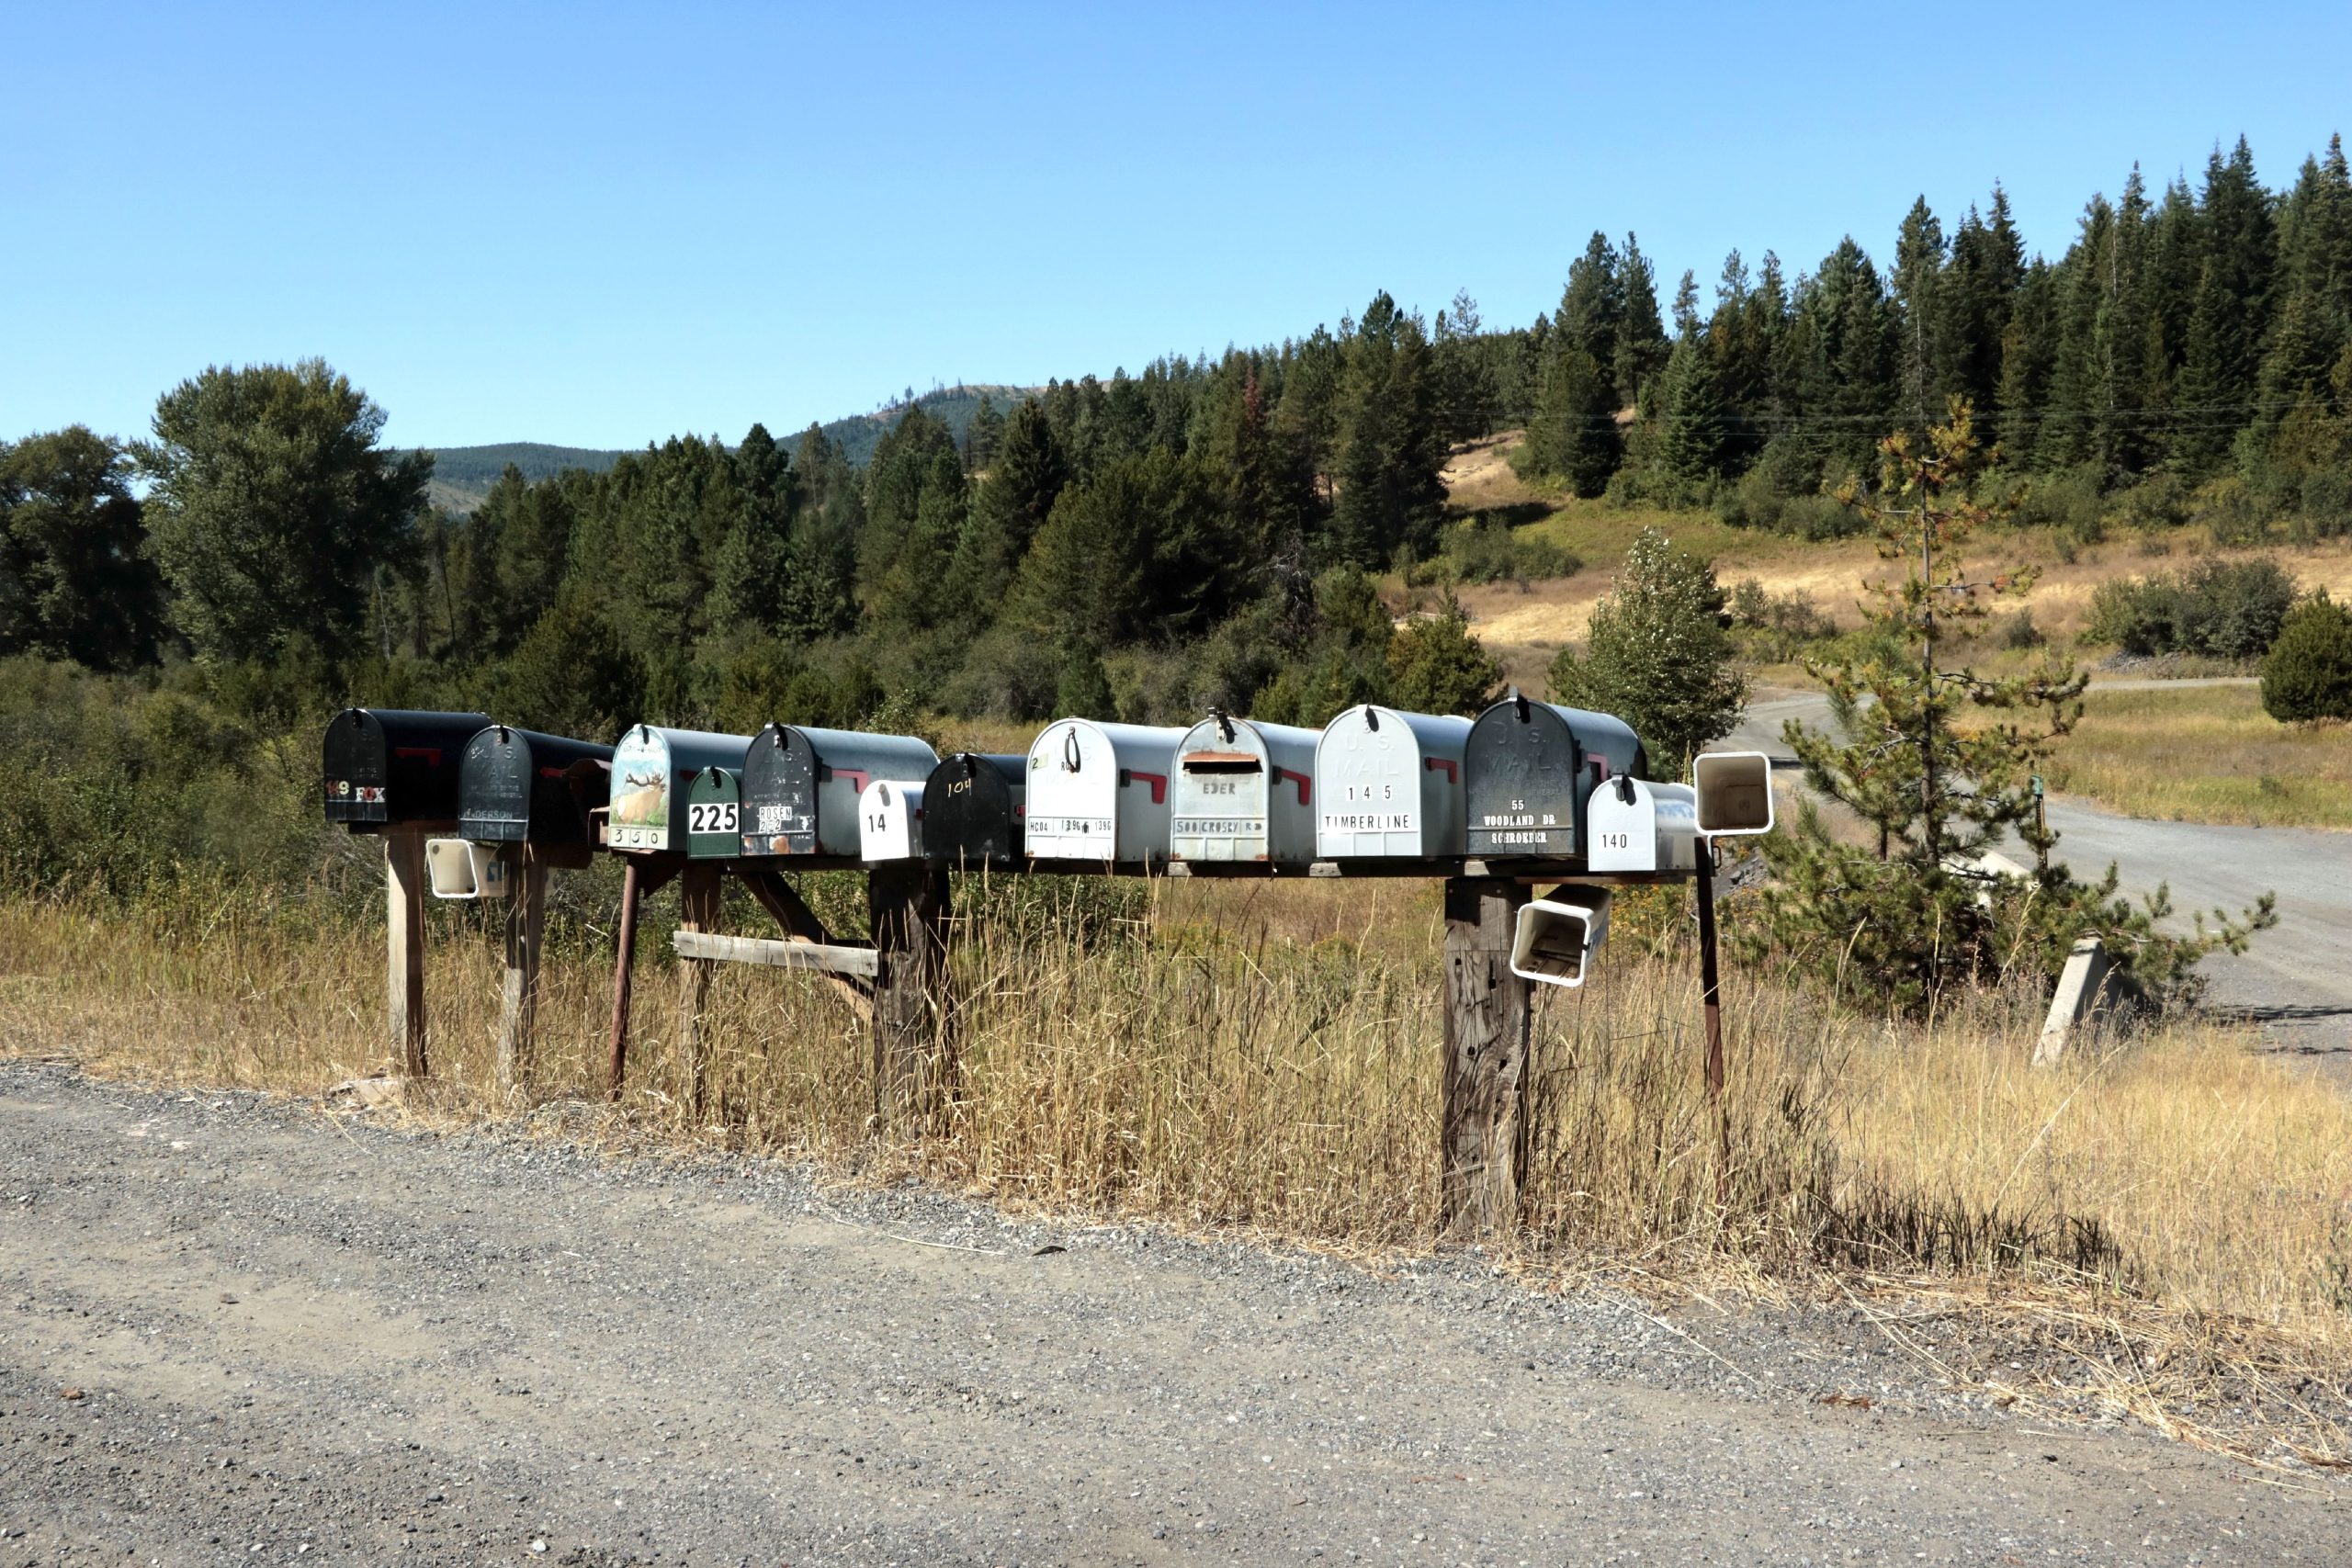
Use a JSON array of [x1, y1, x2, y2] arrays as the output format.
[[1169, 714, 1320, 863], [1313, 705, 1472, 859], [1023, 718, 1184, 864], [857, 778, 925, 863], [1587, 778, 1700, 874]]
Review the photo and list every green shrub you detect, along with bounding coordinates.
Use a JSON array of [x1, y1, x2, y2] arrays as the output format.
[[2261, 592, 2352, 724], [1417, 513, 1578, 586], [2084, 558, 2301, 660]]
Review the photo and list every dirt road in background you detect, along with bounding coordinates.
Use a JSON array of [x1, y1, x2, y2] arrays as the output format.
[[3, 1064, 2337, 1565], [1727, 684, 2352, 1063]]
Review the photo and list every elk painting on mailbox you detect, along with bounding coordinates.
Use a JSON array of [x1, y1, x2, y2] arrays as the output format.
[[606, 726, 755, 853], [1169, 714, 1320, 863], [921, 752, 1027, 869], [1313, 705, 1472, 859], [458, 727, 614, 867], [322, 707, 491, 829], [1023, 718, 1184, 864], [740, 724, 941, 860], [1463, 694, 1647, 860]]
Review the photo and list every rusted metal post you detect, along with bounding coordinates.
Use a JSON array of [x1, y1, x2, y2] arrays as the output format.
[[495, 845, 548, 1094], [1694, 843, 1731, 1197], [675, 863, 725, 1118], [1440, 876, 1532, 1240], [605, 856, 644, 1102], [867, 864, 953, 1128], [384, 826, 429, 1078]]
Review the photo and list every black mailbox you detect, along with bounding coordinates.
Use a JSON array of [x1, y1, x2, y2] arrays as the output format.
[[740, 724, 941, 861], [457, 726, 614, 868], [1463, 694, 1647, 861], [919, 752, 1027, 869], [322, 707, 492, 829]]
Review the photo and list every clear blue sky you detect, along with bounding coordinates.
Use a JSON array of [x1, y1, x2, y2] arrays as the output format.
[[6, 2, 2348, 453]]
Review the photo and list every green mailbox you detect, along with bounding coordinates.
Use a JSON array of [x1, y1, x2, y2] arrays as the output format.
[[686, 765, 742, 861]]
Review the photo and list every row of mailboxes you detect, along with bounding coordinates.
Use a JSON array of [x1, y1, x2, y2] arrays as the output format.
[[330, 700, 1768, 878], [324, 710, 614, 866]]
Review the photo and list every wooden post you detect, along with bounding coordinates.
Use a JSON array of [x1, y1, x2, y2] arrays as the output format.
[[675, 863, 725, 1118], [867, 864, 953, 1128], [495, 846, 548, 1095], [384, 826, 429, 1078], [605, 856, 644, 1103], [1440, 877, 1531, 1240], [605, 855, 681, 1103]]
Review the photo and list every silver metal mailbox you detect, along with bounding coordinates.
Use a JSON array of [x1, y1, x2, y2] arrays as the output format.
[[1023, 717, 1184, 864], [740, 724, 941, 860], [1588, 778, 1700, 874], [1312, 705, 1472, 859], [606, 725, 755, 853], [1168, 713, 1320, 863]]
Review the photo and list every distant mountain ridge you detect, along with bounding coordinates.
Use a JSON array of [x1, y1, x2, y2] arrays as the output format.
[[407, 383, 1039, 513]]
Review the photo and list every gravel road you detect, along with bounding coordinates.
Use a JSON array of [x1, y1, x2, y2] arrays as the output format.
[[1727, 683, 2352, 1060], [3, 1061, 2339, 1565]]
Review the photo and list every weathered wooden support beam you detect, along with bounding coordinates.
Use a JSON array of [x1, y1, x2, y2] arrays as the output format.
[[867, 865, 954, 1129], [675, 863, 725, 1118], [495, 846, 548, 1095], [1440, 877, 1531, 1240], [605, 854, 684, 1102], [670, 931, 879, 978], [735, 866, 875, 1005], [384, 826, 429, 1077]]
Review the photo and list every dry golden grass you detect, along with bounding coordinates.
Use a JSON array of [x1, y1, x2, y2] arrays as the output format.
[[6, 877, 2351, 1461], [2048, 684, 2352, 829]]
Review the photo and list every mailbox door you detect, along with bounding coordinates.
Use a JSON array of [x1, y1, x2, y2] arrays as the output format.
[[1025, 720, 1121, 860], [1315, 706, 1468, 857], [606, 727, 674, 852], [741, 724, 817, 856], [1170, 719, 1272, 862], [1465, 702, 1577, 858], [922, 753, 1025, 867], [686, 768, 741, 860], [458, 728, 613, 852], [458, 728, 537, 843], [322, 709, 391, 825]]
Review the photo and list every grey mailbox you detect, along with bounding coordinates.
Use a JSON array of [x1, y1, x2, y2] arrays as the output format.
[[1463, 694, 1646, 860], [457, 727, 614, 867], [1312, 705, 1472, 859], [1023, 718, 1184, 865], [739, 724, 941, 860], [1168, 713, 1320, 864]]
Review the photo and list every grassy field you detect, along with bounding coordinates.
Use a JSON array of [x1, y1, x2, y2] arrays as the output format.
[[2051, 683, 2352, 829], [6, 874, 2350, 1460]]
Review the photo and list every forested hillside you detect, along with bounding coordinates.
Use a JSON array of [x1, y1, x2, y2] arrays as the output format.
[[6, 131, 2350, 759]]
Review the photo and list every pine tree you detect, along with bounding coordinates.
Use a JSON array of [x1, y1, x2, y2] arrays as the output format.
[[1329, 293, 1445, 567], [1527, 346, 1620, 497], [1892, 196, 1948, 430], [0, 426, 164, 669], [2174, 138, 2278, 470], [707, 423, 799, 638], [1755, 401, 2271, 1013], [1654, 331, 1730, 487], [950, 398, 1068, 608], [1385, 591, 1501, 716], [1996, 259, 2060, 466], [1614, 234, 1671, 406], [963, 394, 1006, 472]]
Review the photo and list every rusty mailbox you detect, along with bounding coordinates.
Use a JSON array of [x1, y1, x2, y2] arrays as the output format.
[[322, 707, 491, 829], [456, 727, 614, 867], [739, 724, 941, 861], [1462, 694, 1647, 861], [1168, 713, 1320, 864], [919, 752, 1027, 869], [1023, 718, 1184, 865], [1312, 705, 1472, 859]]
